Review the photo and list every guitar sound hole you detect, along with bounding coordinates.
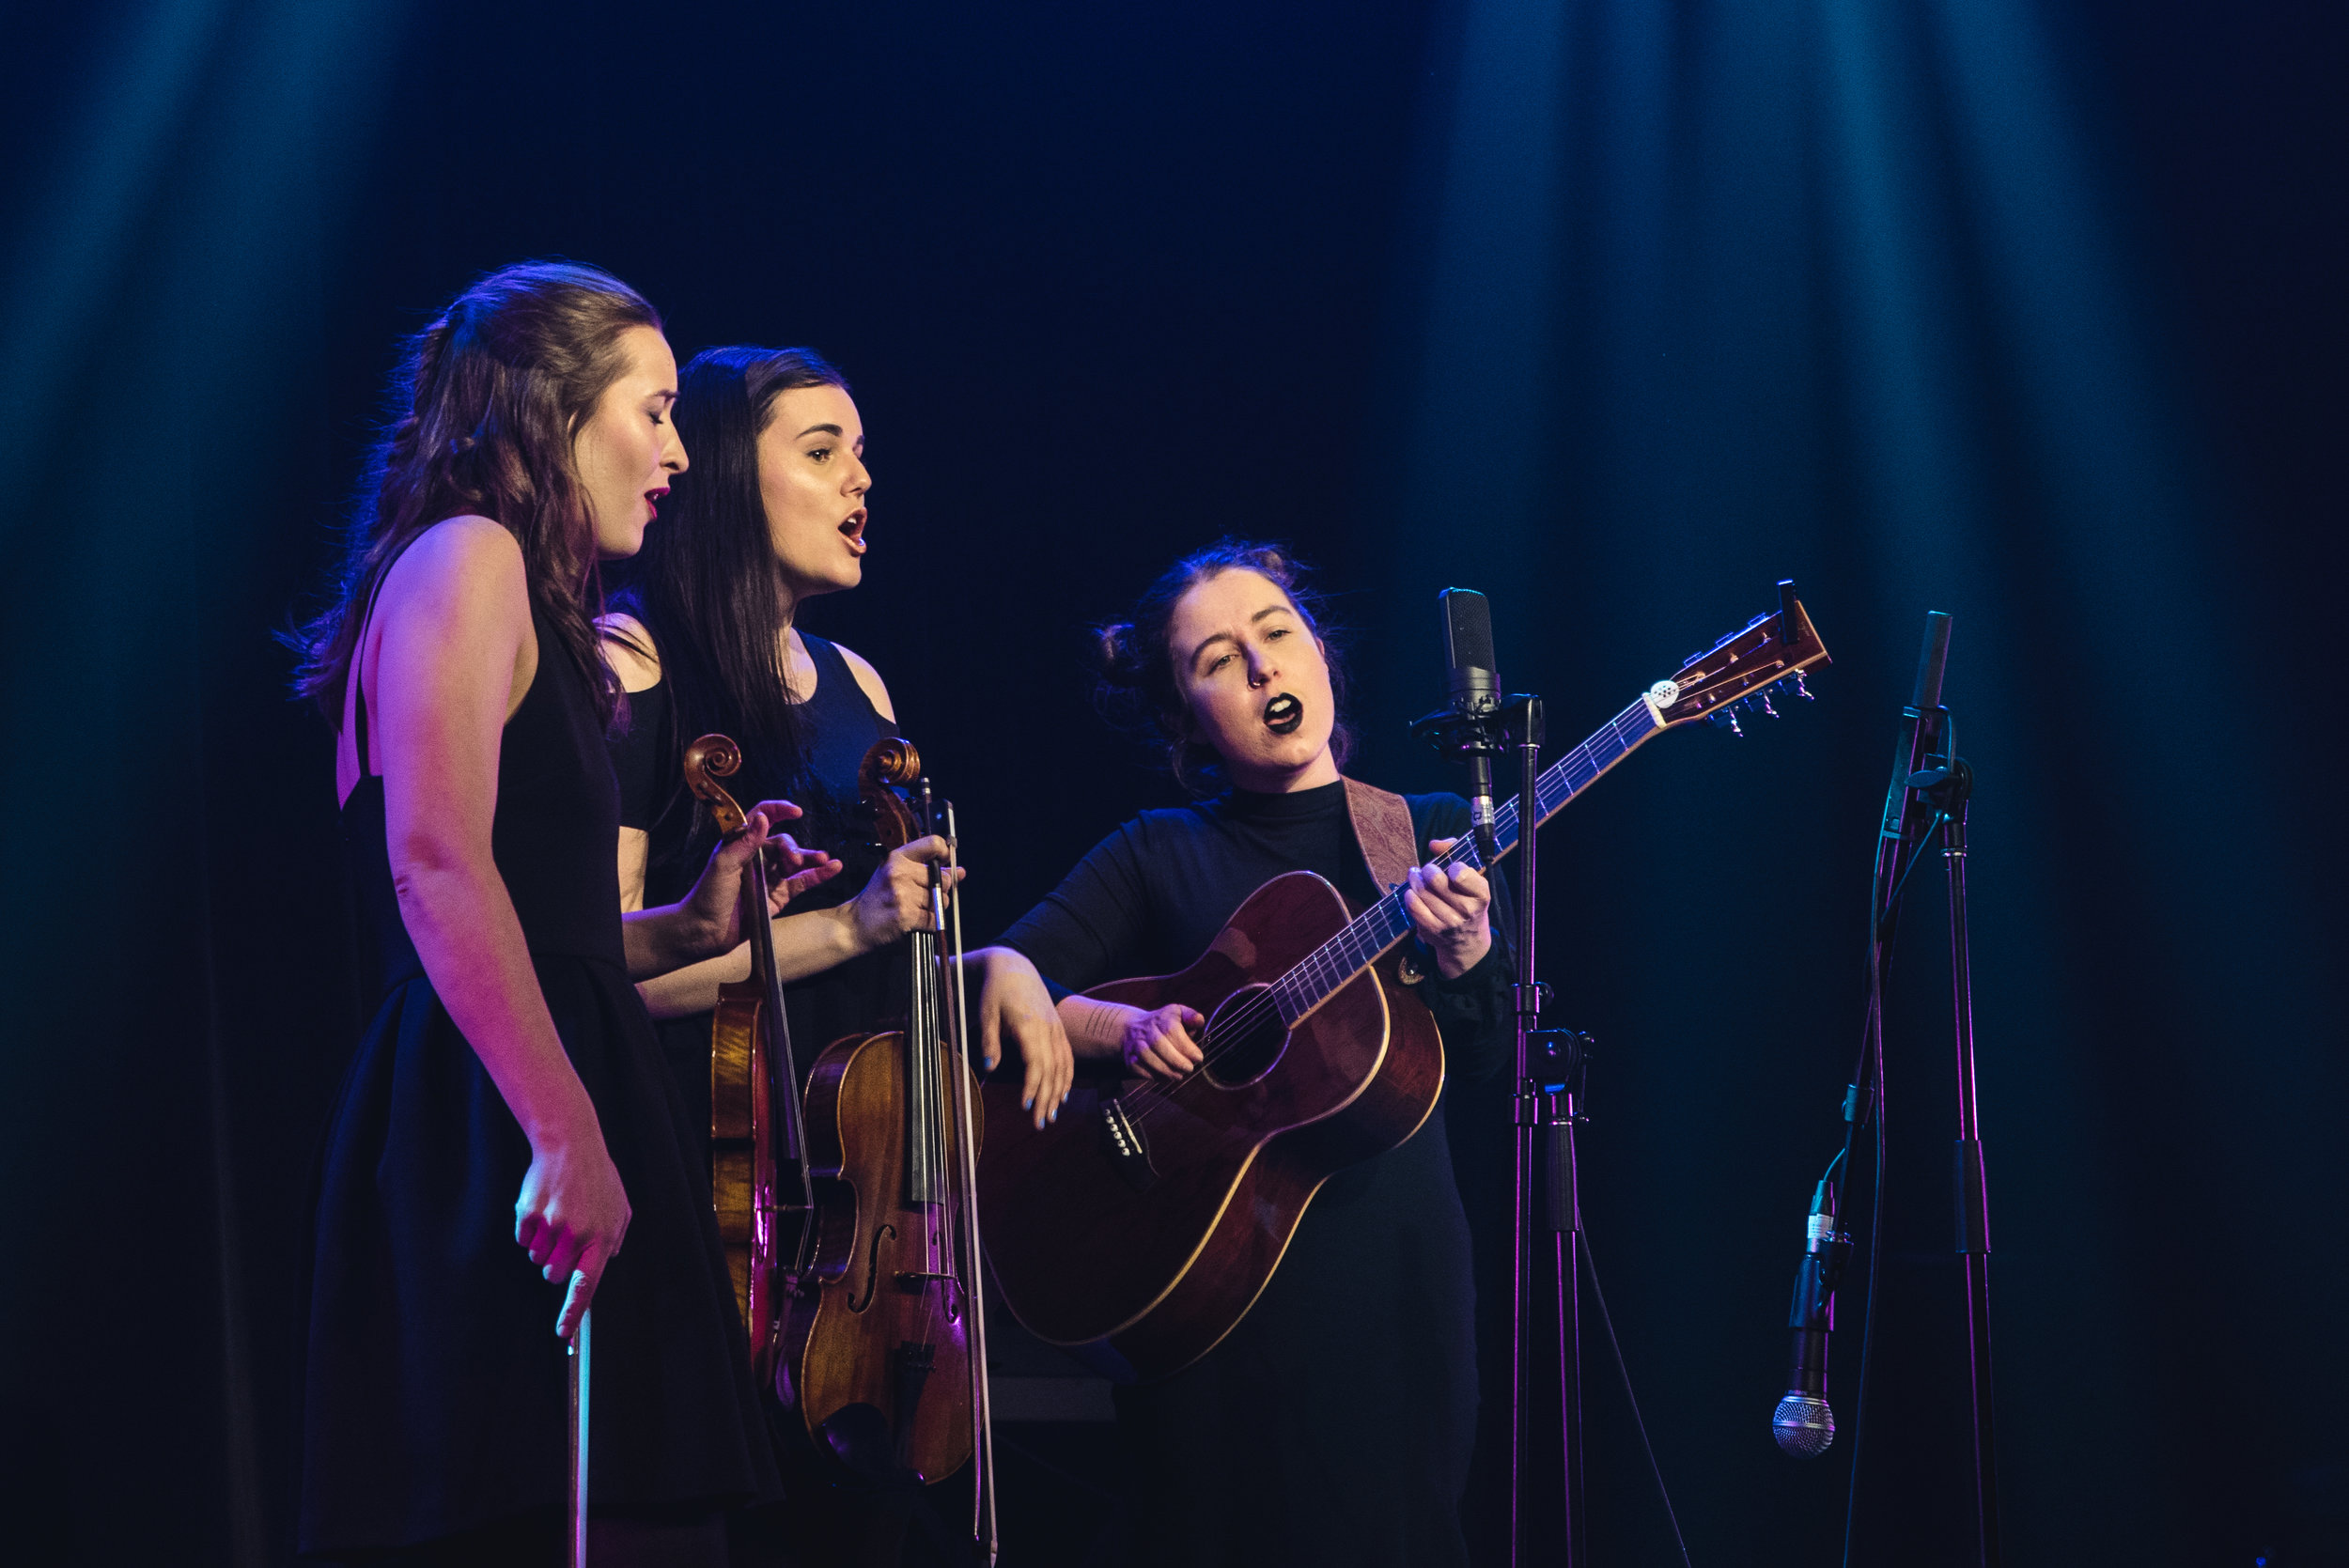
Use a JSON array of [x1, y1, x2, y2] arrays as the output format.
[[1200, 985, 1288, 1088]]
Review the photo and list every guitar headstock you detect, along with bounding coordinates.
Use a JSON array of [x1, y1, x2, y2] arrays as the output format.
[[1643, 582, 1831, 732]]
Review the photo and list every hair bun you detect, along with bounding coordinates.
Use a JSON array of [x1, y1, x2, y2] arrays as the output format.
[[1095, 621, 1140, 684]]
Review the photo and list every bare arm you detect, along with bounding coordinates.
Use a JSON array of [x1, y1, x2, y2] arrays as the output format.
[[617, 802, 839, 983], [599, 613, 841, 986], [961, 946, 1074, 1126], [630, 836, 958, 1019], [634, 903, 869, 1019], [1054, 993, 1206, 1082], [368, 519, 624, 1341]]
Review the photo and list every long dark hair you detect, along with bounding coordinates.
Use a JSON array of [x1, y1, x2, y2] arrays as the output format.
[[288, 261, 662, 727], [1094, 538, 1353, 795], [608, 345, 851, 806]]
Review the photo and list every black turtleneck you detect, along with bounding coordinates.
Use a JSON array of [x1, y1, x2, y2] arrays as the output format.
[[998, 779, 1511, 1568]]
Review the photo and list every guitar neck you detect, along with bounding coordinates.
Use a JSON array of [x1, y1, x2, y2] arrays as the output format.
[[1268, 695, 1667, 1023]]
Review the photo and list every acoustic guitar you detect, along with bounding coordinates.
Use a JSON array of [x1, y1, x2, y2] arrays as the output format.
[[977, 589, 1830, 1383]]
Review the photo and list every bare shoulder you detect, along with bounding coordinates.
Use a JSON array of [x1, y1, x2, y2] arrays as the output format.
[[597, 611, 664, 693], [379, 516, 527, 623], [831, 640, 897, 723]]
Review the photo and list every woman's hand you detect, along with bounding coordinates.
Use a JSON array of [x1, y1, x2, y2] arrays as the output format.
[[1404, 837, 1493, 979], [1119, 1002, 1206, 1083], [962, 947, 1076, 1127], [515, 1123, 632, 1343], [680, 800, 844, 960], [847, 835, 965, 954]]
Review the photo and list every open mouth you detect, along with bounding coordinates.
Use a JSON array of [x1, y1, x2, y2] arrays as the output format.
[[1263, 693, 1303, 735], [644, 487, 669, 519], [839, 507, 868, 555]]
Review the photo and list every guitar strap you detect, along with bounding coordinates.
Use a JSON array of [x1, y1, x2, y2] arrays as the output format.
[[1342, 777, 1420, 895]]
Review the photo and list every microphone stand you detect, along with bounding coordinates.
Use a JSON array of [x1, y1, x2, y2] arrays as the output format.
[[1419, 691, 1585, 1568], [1828, 613, 2000, 1568], [1927, 739, 1997, 1566]]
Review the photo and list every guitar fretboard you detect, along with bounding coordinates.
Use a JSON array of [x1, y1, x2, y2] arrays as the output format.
[[1267, 697, 1664, 1024]]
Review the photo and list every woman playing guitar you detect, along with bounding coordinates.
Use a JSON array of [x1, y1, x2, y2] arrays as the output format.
[[597, 345, 1069, 1561], [997, 539, 1514, 1568]]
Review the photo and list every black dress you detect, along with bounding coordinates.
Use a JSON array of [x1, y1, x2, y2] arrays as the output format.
[[608, 632, 901, 1124], [302, 614, 781, 1560], [997, 781, 1513, 1568], [608, 631, 919, 1564]]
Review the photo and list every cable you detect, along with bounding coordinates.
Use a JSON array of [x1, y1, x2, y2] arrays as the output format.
[[1839, 976, 1890, 1568], [1580, 1231, 1693, 1568]]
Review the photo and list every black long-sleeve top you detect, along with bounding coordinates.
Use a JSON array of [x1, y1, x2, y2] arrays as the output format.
[[998, 779, 1512, 1568]]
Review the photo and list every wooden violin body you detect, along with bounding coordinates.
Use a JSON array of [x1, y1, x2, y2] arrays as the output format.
[[708, 970, 780, 1372], [771, 737, 995, 1513], [783, 1024, 986, 1483], [681, 734, 799, 1382]]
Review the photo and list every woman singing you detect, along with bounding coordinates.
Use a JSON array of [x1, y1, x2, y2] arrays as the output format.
[[998, 540, 1513, 1567], [600, 345, 1071, 1135], [291, 264, 835, 1565], [598, 343, 1069, 1562]]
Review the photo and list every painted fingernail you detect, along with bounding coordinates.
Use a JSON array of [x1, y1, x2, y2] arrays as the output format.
[[1023, 1095, 1034, 1110]]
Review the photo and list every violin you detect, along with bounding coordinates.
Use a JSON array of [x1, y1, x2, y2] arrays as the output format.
[[775, 737, 998, 1558], [680, 734, 813, 1382]]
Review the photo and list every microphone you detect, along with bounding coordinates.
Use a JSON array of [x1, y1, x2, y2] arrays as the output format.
[[1772, 1175, 1852, 1458], [1439, 588, 1501, 858], [1878, 612, 1952, 846]]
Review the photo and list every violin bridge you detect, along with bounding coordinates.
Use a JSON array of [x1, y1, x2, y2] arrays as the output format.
[[893, 1270, 969, 1317]]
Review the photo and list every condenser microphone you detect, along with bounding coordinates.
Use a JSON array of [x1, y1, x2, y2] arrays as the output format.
[[1772, 1180, 1850, 1458], [1439, 589, 1501, 857]]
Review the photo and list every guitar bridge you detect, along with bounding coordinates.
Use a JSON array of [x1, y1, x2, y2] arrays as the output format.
[[1097, 1096, 1156, 1192]]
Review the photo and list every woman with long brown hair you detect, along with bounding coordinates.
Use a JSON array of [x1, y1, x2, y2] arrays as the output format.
[[290, 263, 832, 1565]]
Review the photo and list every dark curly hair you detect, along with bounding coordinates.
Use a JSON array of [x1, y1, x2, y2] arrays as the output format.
[[1094, 538, 1352, 795], [288, 260, 663, 728]]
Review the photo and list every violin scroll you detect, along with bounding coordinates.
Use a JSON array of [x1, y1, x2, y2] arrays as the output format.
[[683, 734, 750, 834], [857, 737, 926, 849]]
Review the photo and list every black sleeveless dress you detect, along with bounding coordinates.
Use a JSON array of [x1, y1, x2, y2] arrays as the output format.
[[607, 631, 901, 1123], [302, 613, 782, 1559]]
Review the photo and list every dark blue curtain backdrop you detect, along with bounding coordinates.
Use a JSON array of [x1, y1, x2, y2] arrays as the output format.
[[0, 2, 2338, 1563]]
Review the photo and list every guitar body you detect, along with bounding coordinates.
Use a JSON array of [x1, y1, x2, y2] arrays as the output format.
[[978, 871, 1445, 1383]]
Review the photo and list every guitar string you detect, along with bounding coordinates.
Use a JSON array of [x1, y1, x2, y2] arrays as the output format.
[[1120, 657, 1810, 1110], [1119, 701, 1663, 1123], [1121, 714, 1629, 1118]]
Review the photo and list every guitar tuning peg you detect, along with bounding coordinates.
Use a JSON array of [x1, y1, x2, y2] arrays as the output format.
[[1709, 706, 1744, 737], [1760, 691, 1779, 719], [1792, 671, 1812, 701]]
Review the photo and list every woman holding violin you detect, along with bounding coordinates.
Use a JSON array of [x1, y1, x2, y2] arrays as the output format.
[[291, 265, 839, 1564], [998, 539, 1515, 1568], [600, 346, 1071, 1125], [599, 344, 1068, 1562]]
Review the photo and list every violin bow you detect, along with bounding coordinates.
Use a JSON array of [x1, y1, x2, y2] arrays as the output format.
[[568, 1297, 592, 1568], [942, 803, 1000, 1564]]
